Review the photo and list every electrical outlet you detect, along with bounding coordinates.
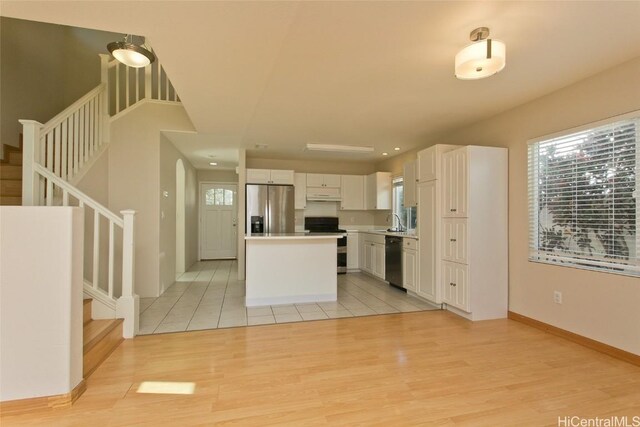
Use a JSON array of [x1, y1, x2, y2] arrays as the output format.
[[553, 291, 563, 304]]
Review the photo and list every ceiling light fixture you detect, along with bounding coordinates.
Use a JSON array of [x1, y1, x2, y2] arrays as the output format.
[[305, 143, 374, 154], [209, 162, 218, 166], [107, 34, 156, 68], [382, 152, 388, 156], [455, 27, 505, 80], [394, 147, 400, 151]]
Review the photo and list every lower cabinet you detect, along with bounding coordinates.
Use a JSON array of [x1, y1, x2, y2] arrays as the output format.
[[346, 232, 359, 271], [402, 239, 417, 291], [441, 261, 469, 312], [361, 233, 385, 280]]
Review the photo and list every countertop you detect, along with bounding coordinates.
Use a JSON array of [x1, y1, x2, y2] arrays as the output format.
[[346, 229, 419, 240], [245, 232, 344, 240]]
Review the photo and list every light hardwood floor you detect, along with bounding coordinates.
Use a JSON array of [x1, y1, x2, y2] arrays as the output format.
[[2, 311, 639, 426]]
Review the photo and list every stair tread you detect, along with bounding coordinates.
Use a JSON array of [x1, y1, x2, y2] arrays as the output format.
[[0, 196, 22, 205], [84, 319, 123, 354]]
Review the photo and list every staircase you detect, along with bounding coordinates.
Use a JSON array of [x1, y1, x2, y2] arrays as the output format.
[[83, 298, 123, 377], [0, 137, 23, 205]]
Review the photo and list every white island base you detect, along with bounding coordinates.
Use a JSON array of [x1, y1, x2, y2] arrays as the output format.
[[244, 234, 340, 307]]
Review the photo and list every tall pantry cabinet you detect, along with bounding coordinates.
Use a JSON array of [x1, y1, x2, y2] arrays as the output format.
[[440, 146, 508, 320], [416, 145, 456, 304]]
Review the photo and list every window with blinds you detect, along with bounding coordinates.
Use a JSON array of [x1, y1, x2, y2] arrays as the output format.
[[528, 113, 640, 276]]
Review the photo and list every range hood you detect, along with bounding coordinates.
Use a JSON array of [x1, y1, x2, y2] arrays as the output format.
[[307, 187, 341, 201]]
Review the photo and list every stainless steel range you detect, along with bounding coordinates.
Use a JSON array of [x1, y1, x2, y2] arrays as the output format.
[[304, 217, 347, 274]]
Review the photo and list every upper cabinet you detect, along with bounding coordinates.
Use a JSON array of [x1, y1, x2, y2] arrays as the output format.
[[365, 172, 392, 210], [441, 149, 468, 218], [246, 169, 294, 185], [306, 173, 341, 188], [340, 175, 365, 210], [294, 173, 307, 210], [417, 144, 457, 183], [403, 161, 417, 208]]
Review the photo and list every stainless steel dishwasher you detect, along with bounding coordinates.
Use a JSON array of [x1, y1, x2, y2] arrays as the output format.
[[385, 235, 403, 290]]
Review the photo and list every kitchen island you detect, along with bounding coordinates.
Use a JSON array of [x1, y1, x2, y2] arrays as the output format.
[[244, 233, 342, 307]]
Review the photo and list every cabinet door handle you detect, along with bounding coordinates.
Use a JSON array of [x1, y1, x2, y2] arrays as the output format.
[[450, 208, 457, 212], [450, 282, 457, 287], [450, 238, 457, 242]]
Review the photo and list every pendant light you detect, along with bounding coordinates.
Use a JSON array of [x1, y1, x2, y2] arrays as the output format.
[[107, 34, 156, 68], [455, 27, 506, 80]]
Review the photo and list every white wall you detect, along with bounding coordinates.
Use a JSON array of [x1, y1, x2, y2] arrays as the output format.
[[109, 102, 195, 297], [0, 207, 83, 401], [159, 134, 198, 293], [378, 56, 640, 355], [197, 169, 238, 183], [0, 17, 120, 150]]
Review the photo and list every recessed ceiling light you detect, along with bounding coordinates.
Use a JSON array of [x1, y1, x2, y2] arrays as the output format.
[[255, 144, 268, 150], [382, 152, 388, 156], [208, 155, 216, 158], [209, 162, 218, 166], [394, 147, 400, 151]]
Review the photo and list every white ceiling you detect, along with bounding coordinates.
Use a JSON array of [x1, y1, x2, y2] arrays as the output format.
[[3, 1, 640, 165]]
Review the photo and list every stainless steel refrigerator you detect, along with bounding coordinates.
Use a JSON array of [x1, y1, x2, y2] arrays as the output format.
[[246, 184, 295, 235]]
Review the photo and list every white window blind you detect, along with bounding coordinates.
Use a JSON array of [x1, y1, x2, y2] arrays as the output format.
[[528, 114, 640, 276]]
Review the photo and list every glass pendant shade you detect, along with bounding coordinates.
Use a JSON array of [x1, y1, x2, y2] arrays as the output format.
[[455, 39, 506, 80], [107, 41, 155, 68]]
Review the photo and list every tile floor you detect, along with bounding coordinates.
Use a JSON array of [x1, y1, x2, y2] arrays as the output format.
[[139, 260, 440, 335]]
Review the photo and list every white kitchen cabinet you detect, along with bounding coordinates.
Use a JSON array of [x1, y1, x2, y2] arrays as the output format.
[[417, 180, 439, 303], [441, 261, 469, 312], [365, 172, 392, 210], [246, 168, 294, 185], [442, 149, 468, 217], [442, 218, 467, 264], [294, 173, 307, 209], [347, 232, 359, 271], [417, 144, 457, 183], [403, 161, 417, 208], [340, 175, 365, 210], [306, 173, 341, 188], [402, 239, 417, 291], [439, 146, 508, 321], [361, 233, 386, 280]]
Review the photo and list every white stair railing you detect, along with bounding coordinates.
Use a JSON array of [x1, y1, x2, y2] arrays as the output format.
[[19, 149, 139, 338], [104, 54, 180, 117]]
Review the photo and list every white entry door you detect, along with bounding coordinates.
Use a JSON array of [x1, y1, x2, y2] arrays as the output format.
[[200, 183, 238, 259]]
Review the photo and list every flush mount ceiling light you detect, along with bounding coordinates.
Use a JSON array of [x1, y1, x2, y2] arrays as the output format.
[[382, 152, 388, 156], [209, 162, 218, 166], [107, 34, 156, 68], [394, 147, 400, 151], [455, 27, 506, 80], [305, 143, 374, 154]]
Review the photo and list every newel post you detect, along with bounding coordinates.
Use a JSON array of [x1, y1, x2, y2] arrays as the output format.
[[99, 54, 111, 143], [116, 209, 139, 338], [19, 120, 43, 206]]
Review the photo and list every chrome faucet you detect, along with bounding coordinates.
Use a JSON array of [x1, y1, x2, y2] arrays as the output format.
[[386, 213, 406, 232]]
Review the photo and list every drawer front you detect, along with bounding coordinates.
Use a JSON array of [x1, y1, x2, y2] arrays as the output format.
[[362, 232, 385, 245], [403, 238, 417, 250], [442, 218, 468, 264]]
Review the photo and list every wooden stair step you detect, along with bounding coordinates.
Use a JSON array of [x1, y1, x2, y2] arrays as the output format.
[[83, 319, 123, 378], [8, 152, 22, 166], [1, 180, 22, 196], [0, 165, 21, 180], [83, 299, 92, 326], [1, 196, 22, 206]]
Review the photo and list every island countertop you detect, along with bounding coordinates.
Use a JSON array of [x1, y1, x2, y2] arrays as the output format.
[[245, 232, 344, 240]]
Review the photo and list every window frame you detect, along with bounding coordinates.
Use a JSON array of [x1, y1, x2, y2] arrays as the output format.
[[391, 176, 416, 232], [527, 110, 640, 277]]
